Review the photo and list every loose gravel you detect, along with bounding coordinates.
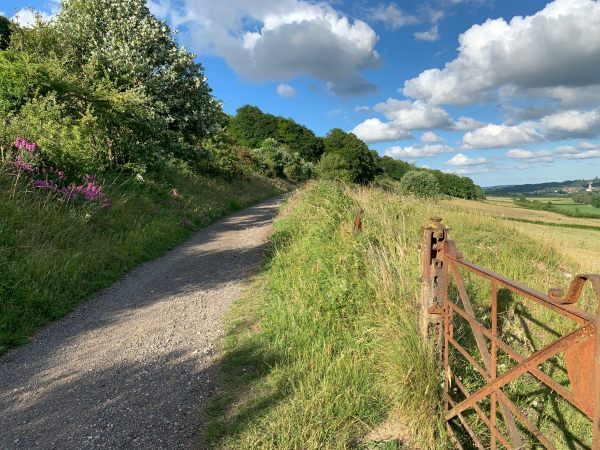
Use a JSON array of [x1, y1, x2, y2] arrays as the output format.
[[0, 196, 283, 449]]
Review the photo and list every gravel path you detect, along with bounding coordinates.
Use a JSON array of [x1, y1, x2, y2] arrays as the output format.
[[0, 196, 284, 449]]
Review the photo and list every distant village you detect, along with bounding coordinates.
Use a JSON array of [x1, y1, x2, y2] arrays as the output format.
[[560, 181, 597, 194]]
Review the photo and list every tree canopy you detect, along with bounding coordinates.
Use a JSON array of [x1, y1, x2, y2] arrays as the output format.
[[0, 16, 11, 50], [229, 105, 323, 162], [321, 128, 378, 184]]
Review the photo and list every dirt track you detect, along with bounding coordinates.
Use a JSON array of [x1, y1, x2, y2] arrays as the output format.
[[0, 196, 283, 449]]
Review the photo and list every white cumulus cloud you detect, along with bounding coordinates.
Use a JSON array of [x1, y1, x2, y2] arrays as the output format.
[[11, 8, 53, 27], [385, 144, 455, 159], [149, 0, 380, 97], [446, 153, 488, 166], [421, 131, 444, 143], [540, 109, 600, 139], [403, 0, 600, 106], [463, 123, 541, 149], [276, 83, 297, 97], [351, 118, 412, 144]]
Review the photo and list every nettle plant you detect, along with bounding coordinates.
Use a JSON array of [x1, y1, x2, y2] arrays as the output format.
[[10, 137, 110, 207]]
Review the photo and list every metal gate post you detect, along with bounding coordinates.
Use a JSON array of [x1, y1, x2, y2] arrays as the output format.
[[420, 217, 447, 346]]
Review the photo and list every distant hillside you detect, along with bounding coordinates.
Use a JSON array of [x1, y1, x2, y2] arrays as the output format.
[[485, 178, 600, 196]]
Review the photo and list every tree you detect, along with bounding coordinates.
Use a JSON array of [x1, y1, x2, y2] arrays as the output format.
[[400, 171, 440, 197], [378, 156, 413, 181], [54, 0, 221, 140], [0, 16, 11, 50], [276, 117, 324, 162], [229, 105, 323, 162], [321, 128, 377, 184], [229, 105, 278, 148]]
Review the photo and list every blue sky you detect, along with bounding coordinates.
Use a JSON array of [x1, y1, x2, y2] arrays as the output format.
[[3, 0, 600, 186]]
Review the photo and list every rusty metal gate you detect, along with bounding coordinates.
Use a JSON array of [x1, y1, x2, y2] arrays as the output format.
[[420, 217, 600, 449]]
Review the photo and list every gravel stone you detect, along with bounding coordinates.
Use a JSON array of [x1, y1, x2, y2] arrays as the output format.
[[0, 196, 283, 449]]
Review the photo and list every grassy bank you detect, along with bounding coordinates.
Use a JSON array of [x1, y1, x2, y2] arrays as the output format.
[[205, 181, 590, 449], [0, 167, 288, 354]]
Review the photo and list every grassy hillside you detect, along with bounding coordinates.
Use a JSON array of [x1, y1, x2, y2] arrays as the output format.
[[205, 181, 591, 449], [0, 167, 288, 354]]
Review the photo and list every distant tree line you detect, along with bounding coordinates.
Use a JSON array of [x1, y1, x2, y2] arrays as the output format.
[[228, 104, 485, 199], [572, 191, 600, 208]]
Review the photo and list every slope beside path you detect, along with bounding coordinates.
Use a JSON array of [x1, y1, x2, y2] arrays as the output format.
[[0, 196, 284, 449]]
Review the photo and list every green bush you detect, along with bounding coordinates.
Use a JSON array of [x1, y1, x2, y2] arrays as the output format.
[[316, 152, 353, 182], [0, 51, 54, 116], [2, 94, 104, 174], [400, 170, 441, 197]]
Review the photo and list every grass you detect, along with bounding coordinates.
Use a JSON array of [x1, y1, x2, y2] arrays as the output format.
[[0, 165, 289, 354], [205, 181, 593, 449]]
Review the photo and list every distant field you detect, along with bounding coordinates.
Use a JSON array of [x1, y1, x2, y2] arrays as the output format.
[[486, 196, 600, 218], [445, 197, 600, 227], [444, 197, 600, 274], [511, 222, 600, 273]]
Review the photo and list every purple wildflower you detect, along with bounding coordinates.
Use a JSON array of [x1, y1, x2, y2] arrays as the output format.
[[12, 156, 33, 172], [181, 218, 193, 228], [33, 179, 59, 190], [14, 137, 38, 153]]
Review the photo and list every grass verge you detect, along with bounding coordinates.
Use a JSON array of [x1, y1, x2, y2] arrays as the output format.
[[205, 181, 591, 449], [0, 166, 289, 354]]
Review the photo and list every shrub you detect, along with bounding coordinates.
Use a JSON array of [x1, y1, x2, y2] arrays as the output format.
[[254, 138, 287, 178], [2, 94, 104, 174], [316, 152, 353, 182], [400, 170, 441, 197]]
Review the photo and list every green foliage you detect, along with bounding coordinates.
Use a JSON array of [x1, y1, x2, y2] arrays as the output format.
[[572, 191, 600, 208], [0, 16, 12, 50], [229, 105, 323, 162], [254, 138, 288, 178], [2, 94, 104, 174], [378, 155, 413, 181], [1, 0, 223, 175], [322, 128, 377, 184], [400, 170, 441, 197], [229, 105, 279, 149], [54, 0, 221, 140], [316, 152, 353, 182], [430, 170, 485, 200], [252, 138, 313, 181], [0, 51, 55, 116], [283, 152, 315, 181], [275, 117, 324, 162], [201, 128, 244, 179]]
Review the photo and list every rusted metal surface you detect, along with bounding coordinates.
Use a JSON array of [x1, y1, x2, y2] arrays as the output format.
[[353, 208, 364, 234], [420, 218, 600, 449]]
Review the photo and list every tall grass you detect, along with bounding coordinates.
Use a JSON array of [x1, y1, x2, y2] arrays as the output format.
[[0, 166, 288, 354], [206, 181, 591, 449]]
